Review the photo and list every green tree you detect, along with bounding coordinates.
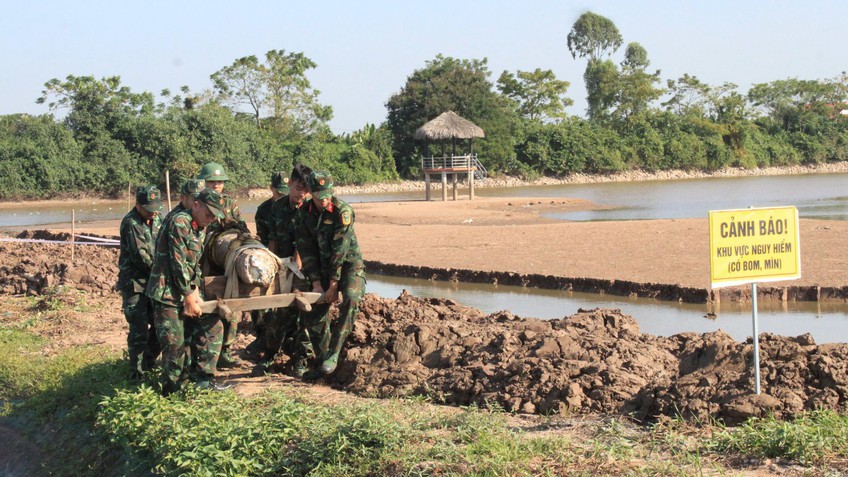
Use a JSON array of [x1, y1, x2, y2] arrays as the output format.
[[748, 77, 845, 131], [211, 49, 332, 138], [210, 55, 265, 126], [614, 42, 663, 123], [385, 55, 518, 177], [36, 75, 154, 140], [663, 73, 712, 117], [497, 68, 573, 122], [583, 59, 619, 121], [36, 75, 155, 194], [566, 11, 623, 61], [0, 114, 83, 198]]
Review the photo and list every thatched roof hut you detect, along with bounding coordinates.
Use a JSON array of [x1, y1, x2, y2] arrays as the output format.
[[414, 111, 485, 141]]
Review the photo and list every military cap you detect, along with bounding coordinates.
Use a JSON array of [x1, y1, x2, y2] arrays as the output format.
[[307, 170, 334, 200], [197, 189, 227, 220], [198, 162, 229, 181], [136, 185, 163, 213], [180, 178, 205, 198], [271, 171, 290, 194]]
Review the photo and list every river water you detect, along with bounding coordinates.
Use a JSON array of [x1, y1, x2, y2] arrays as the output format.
[[2, 173, 848, 343]]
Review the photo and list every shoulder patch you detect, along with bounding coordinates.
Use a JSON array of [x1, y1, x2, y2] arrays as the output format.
[[341, 210, 352, 226]]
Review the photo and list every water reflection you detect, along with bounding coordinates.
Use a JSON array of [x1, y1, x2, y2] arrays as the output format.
[[476, 173, 848, 221], [368, 274, 848, 344]]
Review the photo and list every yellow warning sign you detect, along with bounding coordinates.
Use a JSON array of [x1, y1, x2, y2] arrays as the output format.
[[708, 206, 801, 288]]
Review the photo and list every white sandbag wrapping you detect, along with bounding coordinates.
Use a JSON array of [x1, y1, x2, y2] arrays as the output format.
[[237, 248, 278, 286], [208, 230, 279, 287]]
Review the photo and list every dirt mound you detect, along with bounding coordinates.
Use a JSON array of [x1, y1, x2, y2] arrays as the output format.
[[328, 292, 848, 424], [1, 230, 119, 295]]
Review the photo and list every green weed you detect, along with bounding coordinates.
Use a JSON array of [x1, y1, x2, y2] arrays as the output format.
[[709, 409, 848, 466]]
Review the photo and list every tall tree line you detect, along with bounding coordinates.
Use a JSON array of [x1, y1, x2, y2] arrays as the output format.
[[1, 14, 847, 199]]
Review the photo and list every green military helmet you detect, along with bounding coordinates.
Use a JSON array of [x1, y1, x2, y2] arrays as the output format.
[[271, 171, 289, 194], [198, 162, 229, 181], [196, 189, 227, 220], [180, 178, 206, 198], [135, 185, 163, 213], [307, 170, 334, 200]]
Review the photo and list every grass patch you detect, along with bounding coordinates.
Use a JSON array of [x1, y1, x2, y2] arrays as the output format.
[[709, 409, 848, 467]]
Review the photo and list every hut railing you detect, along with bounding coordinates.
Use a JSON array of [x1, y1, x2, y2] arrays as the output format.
[[421, 154, 476, 170]]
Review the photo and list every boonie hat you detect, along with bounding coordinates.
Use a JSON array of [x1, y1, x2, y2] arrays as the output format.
[[307, 170, 334, 200], [198, 162, 229, 181], [180, 179, 205, 198], [271, 171, 290, 194], [136, 185, 163, 213], [196, 189, 226, 220]]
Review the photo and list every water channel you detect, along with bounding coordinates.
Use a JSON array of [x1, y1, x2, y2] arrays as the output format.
[[2, 172, 848, 343]]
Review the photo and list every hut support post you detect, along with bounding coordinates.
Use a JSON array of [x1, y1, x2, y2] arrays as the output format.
[[469, 169, 475, 200], [425, 173, 431, 201], [452, 173, 458, 200], [441, 172, 447, 201]]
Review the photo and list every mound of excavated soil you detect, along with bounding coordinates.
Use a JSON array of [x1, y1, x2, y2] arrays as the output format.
[[2, 231, 847, 424], [329, 292, 848, 424], [0, 231, 119, 295]]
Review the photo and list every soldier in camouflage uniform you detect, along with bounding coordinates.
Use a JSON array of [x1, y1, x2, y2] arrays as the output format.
[[161, 178, 205, 225], [246, 171, 290, 357], [146, 189, 229, 395], [116, 186, 163, 379], [255, 171, 289, 246], [198, 162, 248, 234], [259, 164, 312, 375], [196, 162, 248, 367], [296, 170, 366, 377]]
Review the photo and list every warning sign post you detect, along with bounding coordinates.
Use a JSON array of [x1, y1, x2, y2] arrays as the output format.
[[708, 206, 801, 394]]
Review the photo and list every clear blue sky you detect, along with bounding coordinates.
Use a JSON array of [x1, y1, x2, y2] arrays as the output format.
[[2, 1, 846, 133]]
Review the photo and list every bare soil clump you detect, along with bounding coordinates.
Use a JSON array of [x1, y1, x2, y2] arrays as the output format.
[[3, 232, 845, 425], [329, 292, 848, 424], [0, 230, 118, 296]]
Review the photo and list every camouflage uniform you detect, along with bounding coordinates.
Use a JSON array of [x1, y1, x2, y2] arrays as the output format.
[[249, 172, 290, 358], [296, 174, 366, 374], [203, 193, 249, 366], [264, 196, 308, 361], [147, 209, 223, 394], [161, 202, 186, 225], [116, 193, 162, 378], [162, 179, 205, 225], [254, 197, 275, 246]]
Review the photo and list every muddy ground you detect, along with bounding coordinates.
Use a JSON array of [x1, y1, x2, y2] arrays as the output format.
[[3, 231, 847, 425]]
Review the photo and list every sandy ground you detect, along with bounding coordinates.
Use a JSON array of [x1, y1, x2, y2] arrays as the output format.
[[11, 195, 848, 291]]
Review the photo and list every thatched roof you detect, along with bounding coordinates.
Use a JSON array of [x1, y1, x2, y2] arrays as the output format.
[[414, 111, 485, 141]]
